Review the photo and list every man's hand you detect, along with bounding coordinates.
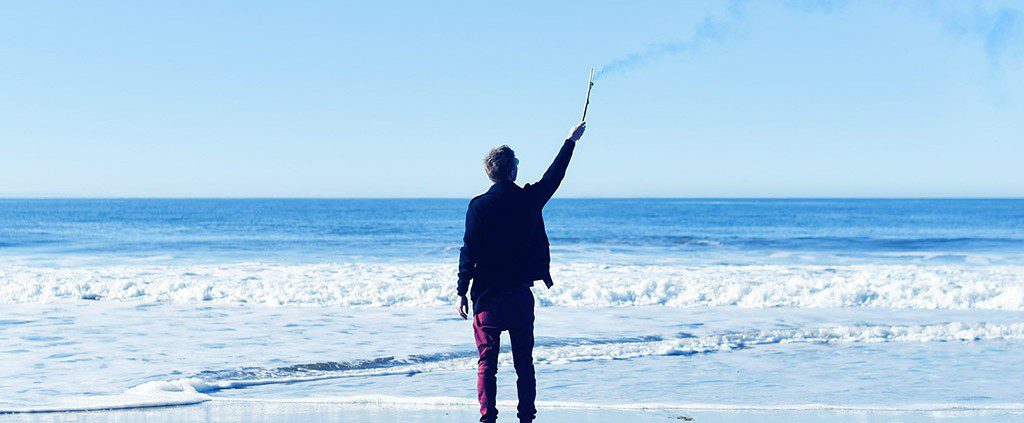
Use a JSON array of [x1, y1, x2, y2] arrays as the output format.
[[567, 121, 586, 142], [456, 294, 469, 320]]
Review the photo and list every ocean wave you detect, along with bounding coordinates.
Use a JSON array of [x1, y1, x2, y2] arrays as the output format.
[[4, 322, 1021, 414], [121, 323, 1024, 395], [549, 234, 1024, 252], [3, 263, 1024, 310], [123, 322, 1024, 394]]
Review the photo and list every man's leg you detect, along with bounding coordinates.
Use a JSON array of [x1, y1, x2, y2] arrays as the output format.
[[473, 312, 501, 422], [509, 326, 536, 421], [509, 289, 537, 421]]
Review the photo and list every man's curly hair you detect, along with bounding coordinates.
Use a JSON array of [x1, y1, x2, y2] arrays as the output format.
[[484, 145, 516, 182]]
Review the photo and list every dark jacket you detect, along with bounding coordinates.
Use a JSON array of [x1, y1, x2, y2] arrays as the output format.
[[457, 139, 576, 312]]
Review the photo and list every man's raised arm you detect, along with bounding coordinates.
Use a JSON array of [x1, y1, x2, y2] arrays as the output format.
[[531, 122, 586, 204]]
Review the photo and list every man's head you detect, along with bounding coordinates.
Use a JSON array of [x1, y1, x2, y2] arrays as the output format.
[[484, 145, 518, 182]]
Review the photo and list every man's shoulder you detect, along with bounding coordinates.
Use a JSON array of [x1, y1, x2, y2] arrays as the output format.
[[468, 193, 494, 211], [468, 190, 529, 210], [469, 193, 487, 205]]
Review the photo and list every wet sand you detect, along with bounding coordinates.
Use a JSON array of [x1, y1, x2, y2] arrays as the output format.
[[4, 401, 1023, 423]]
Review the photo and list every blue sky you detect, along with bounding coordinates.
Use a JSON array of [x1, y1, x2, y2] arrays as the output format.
[[2, 1, 1022, 198]]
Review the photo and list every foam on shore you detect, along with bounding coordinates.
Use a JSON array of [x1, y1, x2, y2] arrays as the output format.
[[3, 262, 1024, 310], [186, 322, 1024, 388], [4, 321, 1022, 414], [0, 380, 209, 414]]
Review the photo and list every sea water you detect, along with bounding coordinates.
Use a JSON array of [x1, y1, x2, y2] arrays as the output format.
[[1, 199, 1022, 413]]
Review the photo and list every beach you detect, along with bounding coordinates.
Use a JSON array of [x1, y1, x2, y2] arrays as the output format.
[[5, 0, 1024, 418], [2, 199, 1023, 419]]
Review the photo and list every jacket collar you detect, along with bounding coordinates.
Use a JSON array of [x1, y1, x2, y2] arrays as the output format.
[[486, 180, 521, 194]]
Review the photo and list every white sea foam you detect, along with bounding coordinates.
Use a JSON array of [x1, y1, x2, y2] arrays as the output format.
[[0, 380, 210, 414], [3, 263, 1023, 310], [142, 322, 1024, 391], [4, 322, 1021, 414]]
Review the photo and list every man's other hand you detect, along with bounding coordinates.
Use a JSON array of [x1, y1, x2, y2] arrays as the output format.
[[456, 294, 469, 320], [568, 121, 586, 142]]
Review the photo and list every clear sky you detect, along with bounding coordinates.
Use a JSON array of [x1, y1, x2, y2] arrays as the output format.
[[2, 1, 1022, 198]]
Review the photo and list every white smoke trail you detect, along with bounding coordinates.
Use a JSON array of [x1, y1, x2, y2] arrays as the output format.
[[594, 2, 747, 81], [593, 1, 1024, 81]]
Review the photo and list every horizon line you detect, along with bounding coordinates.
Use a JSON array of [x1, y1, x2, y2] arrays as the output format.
[[2, 196, 1023, 201]]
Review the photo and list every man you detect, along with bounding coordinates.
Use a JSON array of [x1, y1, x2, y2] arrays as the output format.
[[456, 121, 586, 422]]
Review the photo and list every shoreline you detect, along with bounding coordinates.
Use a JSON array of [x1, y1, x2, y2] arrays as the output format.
[[4, 400, 1024, 423], [6, 395, 1024, 415], [4, 304, 1023, 414]]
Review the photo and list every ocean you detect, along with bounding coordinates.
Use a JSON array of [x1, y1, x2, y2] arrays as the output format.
[[1, 199, 1023, 415]]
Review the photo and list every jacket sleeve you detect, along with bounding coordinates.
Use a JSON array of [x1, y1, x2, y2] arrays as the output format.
[[530, 139, 576, 205], [457, 201, 480, 295]]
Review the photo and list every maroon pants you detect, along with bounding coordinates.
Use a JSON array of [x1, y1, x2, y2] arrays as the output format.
[[472, 286, 536, 422]]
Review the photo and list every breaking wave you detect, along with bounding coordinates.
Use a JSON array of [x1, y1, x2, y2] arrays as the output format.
[[187, 322, 1024, 391], [3, 263, 1024, 310], [4, 322, 1022, 414]]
